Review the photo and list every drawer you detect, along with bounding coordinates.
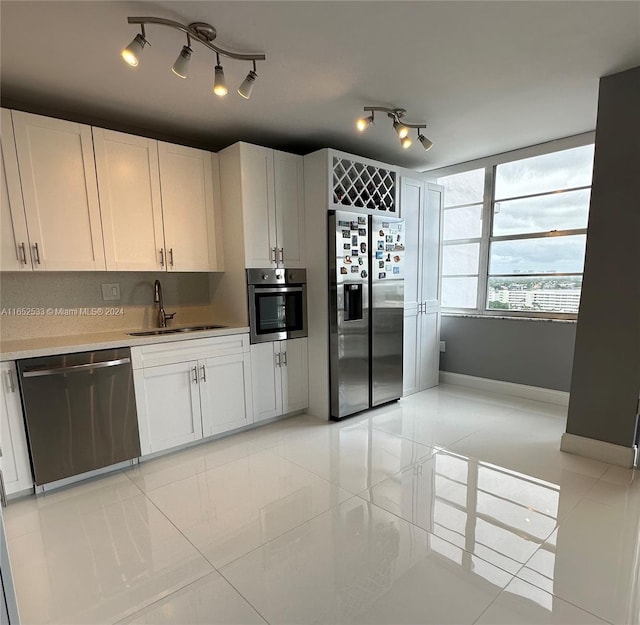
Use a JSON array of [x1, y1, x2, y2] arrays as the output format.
[[131, 334, 249, 369]]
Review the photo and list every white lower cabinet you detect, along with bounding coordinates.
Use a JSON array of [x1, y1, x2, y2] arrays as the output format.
[[251, 338, 308, 423], [0, 362, 33, 495], [132, 334, 253, 456]]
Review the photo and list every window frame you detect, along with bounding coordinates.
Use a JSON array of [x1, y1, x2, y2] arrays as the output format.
[[429, 132, 595, 320]]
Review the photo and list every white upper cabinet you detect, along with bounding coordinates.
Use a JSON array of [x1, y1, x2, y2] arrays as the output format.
[[220, 142, 305, 269], [93, 128, 164, 271], [0, 109, 30, 272], [94, 131, 223, 272], [158, 142, 223, 272], [11, 111, 105, 271]]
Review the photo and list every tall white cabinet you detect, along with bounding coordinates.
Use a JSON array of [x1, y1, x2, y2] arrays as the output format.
[[251, 338, 309, 422], [219, 142, 305, 268], [400, 175, 443, 396]]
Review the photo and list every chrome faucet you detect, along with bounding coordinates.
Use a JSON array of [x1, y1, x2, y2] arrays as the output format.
[[154, 280, 176, 328]]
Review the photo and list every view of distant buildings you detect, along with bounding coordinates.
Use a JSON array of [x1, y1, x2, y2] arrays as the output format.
[[488, 277, 581, 313]]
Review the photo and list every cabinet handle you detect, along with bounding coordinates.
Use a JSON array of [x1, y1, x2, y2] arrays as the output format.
[[275, 351, 281, 368], [5, 369, 15, 393], [169, 248, 174, 267], [270, 247, 277, 263], [278, 247, 284, 263], [200, 364, 206, 382], [159, 248, 165, 267], [19, 242, 27, 265], [33, 242, 41, 265], [281, 351, 287, 366], [192, 366, 199, 384]]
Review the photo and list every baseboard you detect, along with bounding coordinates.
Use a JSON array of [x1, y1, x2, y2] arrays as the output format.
[[439, 371, 570, 407], [560, 432, 638, 468]]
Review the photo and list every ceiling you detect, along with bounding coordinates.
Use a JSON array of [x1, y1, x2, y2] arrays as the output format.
[[1, 1, 639, 171]]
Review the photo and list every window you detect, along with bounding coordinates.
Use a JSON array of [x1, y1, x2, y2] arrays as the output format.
[[436, 140, 594, 317]]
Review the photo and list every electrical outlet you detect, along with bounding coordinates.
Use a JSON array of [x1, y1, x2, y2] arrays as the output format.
[[101, 283, 121, 301], [439, 341, 446, 353]]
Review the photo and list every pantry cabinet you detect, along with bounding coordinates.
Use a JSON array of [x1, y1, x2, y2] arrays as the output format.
[[132, 334, 253, 456], [93, 129, 223, 272], [401, 175, 443, 396], [251, 338, 308, 422], [0, 362, 33, 496], [10, 111, 105, 271], [0, 109, 30, 272], [219, 142, 305, 268]]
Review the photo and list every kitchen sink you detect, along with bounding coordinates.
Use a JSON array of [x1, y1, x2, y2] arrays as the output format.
[[128, 325, 227, 337]]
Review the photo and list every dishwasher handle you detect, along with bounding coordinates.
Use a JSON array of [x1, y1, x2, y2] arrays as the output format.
[[22, 357, 131, 378]]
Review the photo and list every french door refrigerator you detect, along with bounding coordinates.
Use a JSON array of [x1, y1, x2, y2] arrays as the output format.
[[329, 210, 405, 420]]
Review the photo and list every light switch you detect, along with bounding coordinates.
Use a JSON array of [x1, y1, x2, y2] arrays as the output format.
[[101, 283, 121, 301]]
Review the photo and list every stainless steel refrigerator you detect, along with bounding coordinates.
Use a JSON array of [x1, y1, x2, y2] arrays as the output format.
[[329, 210, 405, 420]]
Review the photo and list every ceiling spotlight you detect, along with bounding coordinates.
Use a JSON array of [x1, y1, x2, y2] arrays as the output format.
[[121, 16, 265, 98], [172, 44, 192, 79], [418, 134, 433, 151], [355, 106, 433, 152], [121, 30, 148, 67], [393, 120, 409, 139], [356, 115, 374, 132], [238, 61, 258, 99], [213, 54, 228, 96]]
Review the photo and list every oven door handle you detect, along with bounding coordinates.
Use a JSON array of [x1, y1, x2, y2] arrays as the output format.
[[22, 358, 131, 378], [253, 286, 303, 294]]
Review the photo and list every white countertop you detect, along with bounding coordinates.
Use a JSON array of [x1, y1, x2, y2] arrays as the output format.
[[0, 325, 250, 361]]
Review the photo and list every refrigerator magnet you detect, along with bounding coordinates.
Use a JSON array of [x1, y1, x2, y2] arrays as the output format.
[[385, 235, 393, 243], [343, 243, 350, 250], [352, 235, 358, 245], [360, 242, 367, 253], [350, 221, 358, 230], [351, 266, 359, 273], [360, 270, 367, 278], [378, 261, 384, 269], [340, 267, 348, 274], [375, 251, 383, 259], [358, 228, 366, 236], [377, 241, 384, 250], [385, 264, 392, 272], [358, 257, 363, 265], [344, 255, 352, 264], [351, 250, 358, 256], [358, 216, 366, 224], [393, 266, 400, 274], [379, 272, 386, 279], [342, 230, 350, 238]]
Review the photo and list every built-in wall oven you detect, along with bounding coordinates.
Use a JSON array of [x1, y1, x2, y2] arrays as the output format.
[[247, 268, 307, 344]]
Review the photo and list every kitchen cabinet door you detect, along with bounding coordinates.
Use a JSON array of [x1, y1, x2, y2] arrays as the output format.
[[281, 338, 308, 414], [93, 128, 165, 271], [134, 361, 203, 456], [11, 111, 105, 271], [200, 352, 254, 437], [239, 143, 277, 268], [401, 176, 443, 396], [250, 342, 282, 422], [274, 150, 305, 268], [0, 109, 31, 271], [158, 142, 222, 272], [0, 362, 33, 495]]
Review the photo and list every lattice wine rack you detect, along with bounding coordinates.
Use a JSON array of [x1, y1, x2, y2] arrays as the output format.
[[332, 157, 396, 212]]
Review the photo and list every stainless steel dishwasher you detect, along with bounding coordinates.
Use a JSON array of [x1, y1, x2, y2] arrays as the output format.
[[17, 348, 140, 488]]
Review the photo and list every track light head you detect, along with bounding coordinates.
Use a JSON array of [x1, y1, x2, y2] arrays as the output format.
[[356, 115, 374, 132], [238, 69, 258, 99], [213, 55, 228, 96], [121, 33, 148, 67], [172, 45, 192, 78], [393, 120, 409, 139], [401, 136, 412, 149], [418, 134, 433, 151]]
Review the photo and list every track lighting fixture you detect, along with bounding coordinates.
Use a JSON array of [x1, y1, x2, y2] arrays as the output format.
[[121, 16, 265, 99], [356, 106, 434, 152]]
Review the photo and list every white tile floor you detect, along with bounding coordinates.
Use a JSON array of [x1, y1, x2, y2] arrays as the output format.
[[5, 384, 640, 625]]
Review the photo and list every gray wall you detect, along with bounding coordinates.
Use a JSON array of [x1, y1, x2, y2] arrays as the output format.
[[566, 66, 640, 448], [440, 315, 577, 392]]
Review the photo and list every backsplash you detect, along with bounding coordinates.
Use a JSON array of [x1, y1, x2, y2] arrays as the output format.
[[0, 272, 221, 340]]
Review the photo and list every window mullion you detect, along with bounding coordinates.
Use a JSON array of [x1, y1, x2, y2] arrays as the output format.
[[477, 166, 494, 312]]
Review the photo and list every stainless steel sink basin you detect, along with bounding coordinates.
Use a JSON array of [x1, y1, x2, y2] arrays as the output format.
[[128, 325, 227, 337]]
